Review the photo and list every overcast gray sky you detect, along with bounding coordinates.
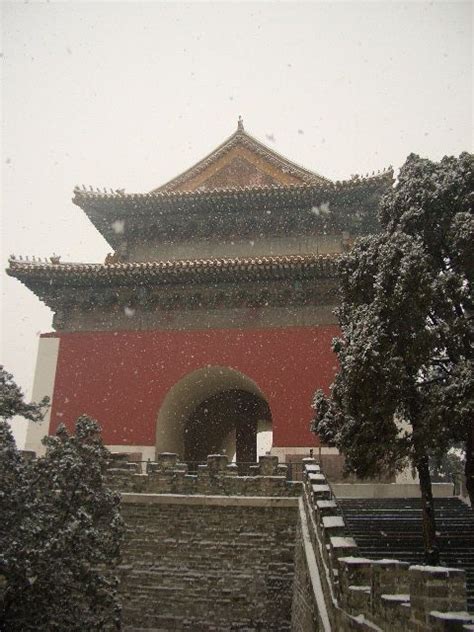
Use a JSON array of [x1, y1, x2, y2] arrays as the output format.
[[1, 0, 472, 445]]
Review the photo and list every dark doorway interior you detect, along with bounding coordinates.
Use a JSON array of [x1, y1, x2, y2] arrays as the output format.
[[184, 389, 271, 464]]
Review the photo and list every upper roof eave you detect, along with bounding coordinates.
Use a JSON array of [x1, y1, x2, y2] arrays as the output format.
[[72, 169, 394, 210], [71, 170, 393, 250]]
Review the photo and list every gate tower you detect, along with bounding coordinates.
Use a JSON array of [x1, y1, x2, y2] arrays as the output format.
[[8, 120, 392, 465]]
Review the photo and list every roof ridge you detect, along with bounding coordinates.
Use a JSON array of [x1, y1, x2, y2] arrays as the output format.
[[236, 127, 331, 184], [152, 127, 242, 193], [151, 125, 331, 193]]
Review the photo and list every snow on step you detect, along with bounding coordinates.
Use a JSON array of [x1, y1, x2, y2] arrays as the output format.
[[349, 585, 371, 594], [429, 611, 474, 623], [381, 594, 410, 603]]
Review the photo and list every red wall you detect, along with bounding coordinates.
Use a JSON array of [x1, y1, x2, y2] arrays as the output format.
[[45, 325, 339, 448]]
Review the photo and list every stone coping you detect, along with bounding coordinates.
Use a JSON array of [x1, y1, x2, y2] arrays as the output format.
[[120, 493, 299, 508]]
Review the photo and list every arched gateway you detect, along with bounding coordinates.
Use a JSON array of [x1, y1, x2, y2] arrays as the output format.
[[156, 366, 272, 463], [7, 120, 391, 464]]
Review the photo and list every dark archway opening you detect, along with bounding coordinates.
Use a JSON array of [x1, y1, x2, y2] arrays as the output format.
[[184, 389, 271, 464]]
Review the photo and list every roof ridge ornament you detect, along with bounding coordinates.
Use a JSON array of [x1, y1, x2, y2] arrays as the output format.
[[237, 115, 244, 131]]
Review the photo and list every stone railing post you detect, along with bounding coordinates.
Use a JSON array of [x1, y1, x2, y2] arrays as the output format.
[[157, 452, 178, 469], [338, 557, 374, 615], [409, 566, 467, 630], [371, 560, 410, 628], [106, 452, 143, 492], [259, 454, 279, 476], [206, 454, 228, 475]]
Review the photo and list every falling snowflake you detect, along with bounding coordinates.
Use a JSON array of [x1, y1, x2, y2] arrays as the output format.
[[111, 219, 125, 234]]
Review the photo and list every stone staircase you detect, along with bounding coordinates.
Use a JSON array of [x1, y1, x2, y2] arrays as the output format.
[[338, 497, 474, 612]]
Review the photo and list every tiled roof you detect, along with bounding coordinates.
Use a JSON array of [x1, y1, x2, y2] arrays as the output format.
[[71, 170, 393, 252], [7, 253, 339, 285]]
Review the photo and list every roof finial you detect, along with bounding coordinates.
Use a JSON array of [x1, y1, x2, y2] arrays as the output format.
[[237, 115, 244, 131]]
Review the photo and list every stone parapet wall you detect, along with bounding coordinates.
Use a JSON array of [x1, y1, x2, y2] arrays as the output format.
[[106, 452, 473, 630], [107, 452, 302, 497], [290, 518, 320, 630], [293, 458, 474, 631], [119, 492, 298, 631], [107, 452, 301, 631], [291, 497, 333, 632]]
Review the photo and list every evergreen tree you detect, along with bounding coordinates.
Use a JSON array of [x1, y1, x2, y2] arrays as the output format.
[[313, 153, 473, 564], [430, 448, 465, 494], [0, 365, 49, 422], [0, 366, 123, 631]]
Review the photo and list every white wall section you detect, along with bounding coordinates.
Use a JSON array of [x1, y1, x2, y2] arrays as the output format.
[[24, 336, 60, 456]]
